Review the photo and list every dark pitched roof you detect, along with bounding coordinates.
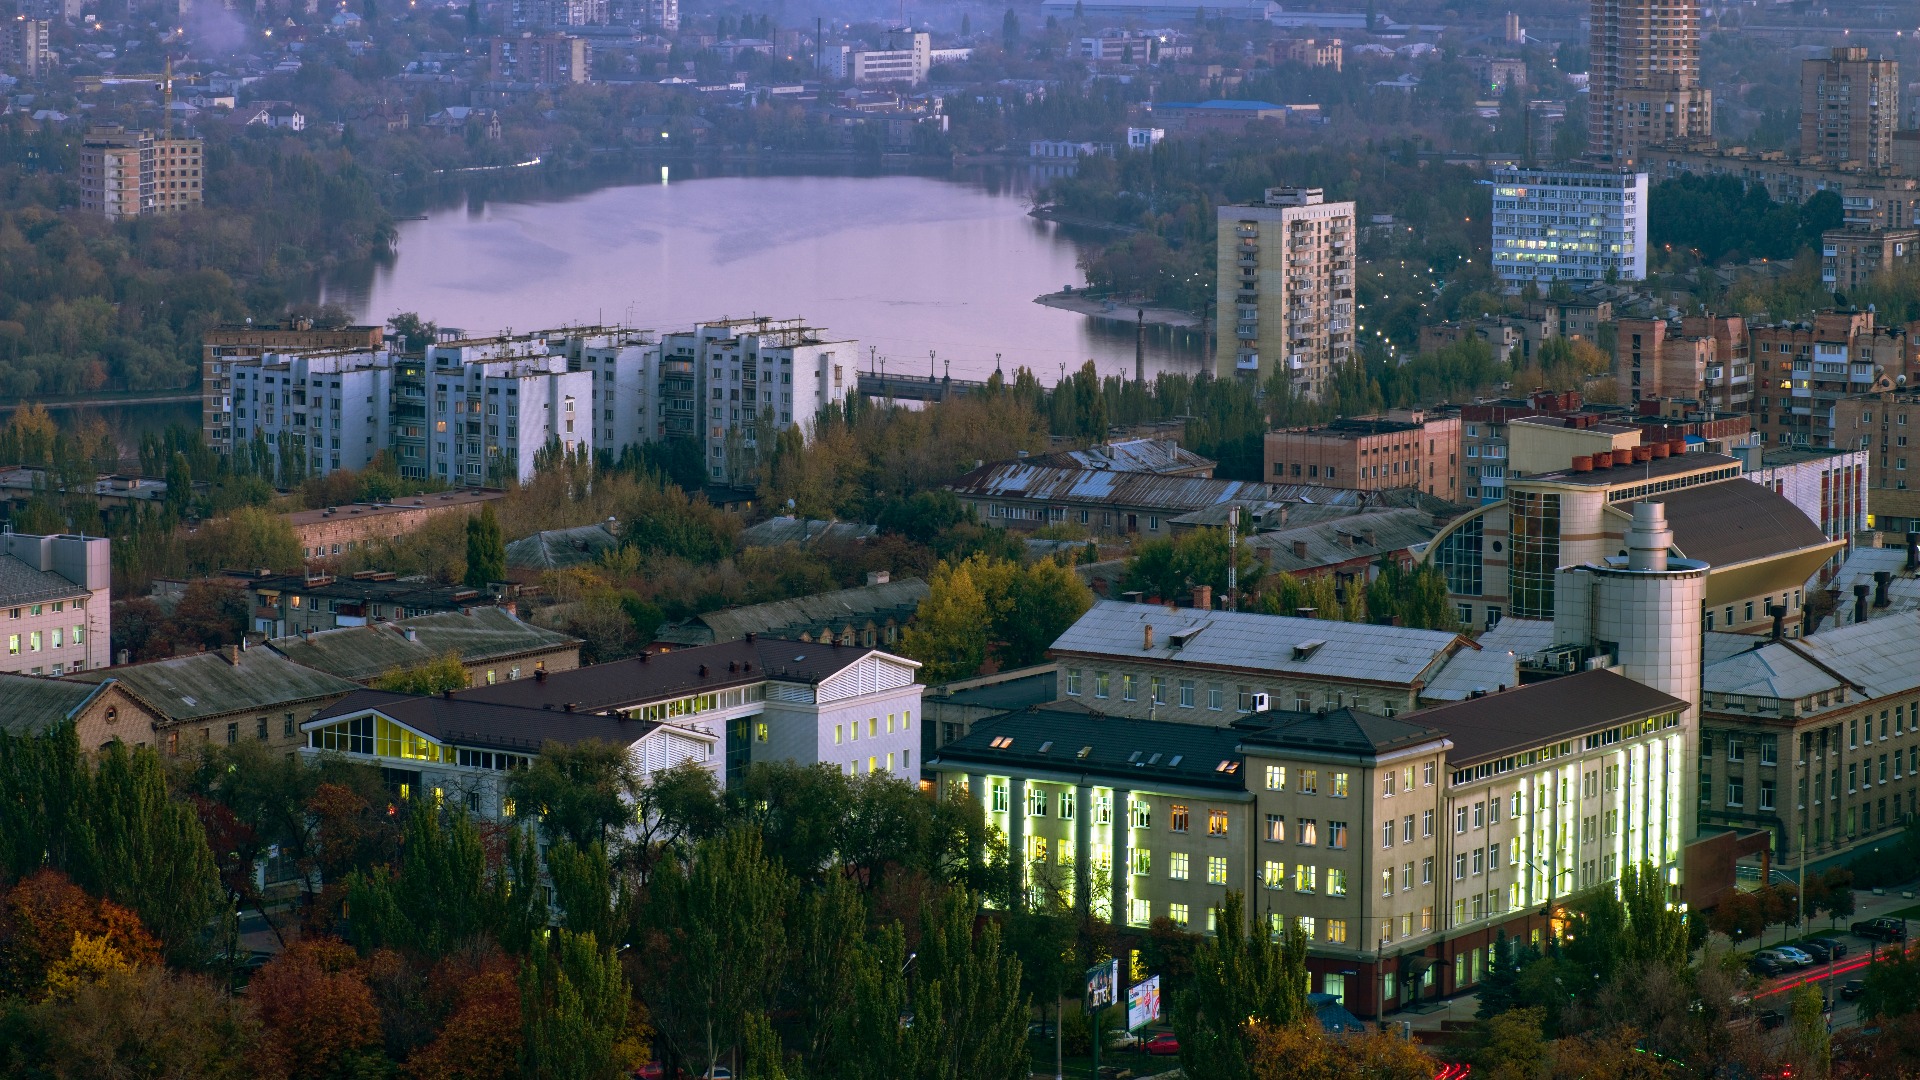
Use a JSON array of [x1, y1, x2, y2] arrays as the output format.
[[311, 688, 667, 755], [73, 647, 360, 721], [453, 638, 874, 713], [930, 707, 1256, 791], [1638, 480, 1837, 568], [0, 555, 89, 606], [1237, 707, 1446, 757], [0, 674, 112, 736], [267, 607, 579, 682], [1401, 669, 1688, 766]]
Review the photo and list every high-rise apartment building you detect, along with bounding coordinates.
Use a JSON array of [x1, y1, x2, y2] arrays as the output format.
[[1, 16, 51, 77], [1586, 0, 1711, 164], [490, 33, 591, 85], [77, 127, 204, 221], [1802, 47, 1899, 169], [1489, 167, 1647, 289], [1214, 188, 1356, 395], [1749, 309, 1910, 450], [202, 322, 387, 456]]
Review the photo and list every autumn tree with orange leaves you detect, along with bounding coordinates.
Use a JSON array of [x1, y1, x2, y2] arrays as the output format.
[[0, 869, 161, 998], [251, 937, 386, 1080]]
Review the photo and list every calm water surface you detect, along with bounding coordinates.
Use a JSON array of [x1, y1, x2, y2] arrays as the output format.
[[317, 166, 1206, 385]]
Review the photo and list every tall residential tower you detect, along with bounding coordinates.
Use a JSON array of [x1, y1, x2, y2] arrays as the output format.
[[1215, 187, 1356, 397], [1586, 0, 1711, 164]]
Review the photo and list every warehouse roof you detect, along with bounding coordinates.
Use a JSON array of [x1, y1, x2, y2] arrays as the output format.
[[267, 607, 580, 683], [1026, 438, 1215, 475], [947, 463, 1298, 515], [1244, 508, 1444, 574], [1048, 601, 1467, 689]]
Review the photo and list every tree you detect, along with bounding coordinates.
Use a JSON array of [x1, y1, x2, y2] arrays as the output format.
[[79, 740, 224, 967], [465, 503, 507, 588], [1476, 930, 1535, 1019], [1706, 889, 1765, 943], [345, 805, 499, 959], [4, 967, 264, 1080], [547, 837, 620, 945], [408, 967, 523, 1080], [1788, 983, 1831, 1079], [787, 870, 867, 1072], [0, 870, 162, 999], [252, 938, 386, 1080], [996, 557, 1094, 668], [901, 557, 990, 683], [1001, 7, 1018, 49], [1473, 1006, 1551, 1080], [371, 649, 471, 695], [639, 828, 797, 1076], [521, 930, 633, 1080], [1618, 860, 1688, 969], [1250, 1020, 1435, 1079], [1176, 892, 1311, 1080], [1860, 947, 1920, 1021], [510, 739, 633, 850]]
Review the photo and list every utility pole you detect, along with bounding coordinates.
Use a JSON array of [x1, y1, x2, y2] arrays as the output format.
[[1227, 504, 1239, 610], [1135, 308, 1146, 385]]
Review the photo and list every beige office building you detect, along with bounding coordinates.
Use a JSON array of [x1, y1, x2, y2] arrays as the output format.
[[1215, 188, 1356, 397]]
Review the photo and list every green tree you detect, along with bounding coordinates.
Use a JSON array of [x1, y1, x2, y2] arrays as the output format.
[[901, 558, 990, 683], [509, 740, 633, 850], [465, 503, 507, 588], [997, 557, 1094, 668], [1175, 891, 1310, 1080], [547, 837, 620, 946], [1788, 982, 1831, 1079], [1860, 947, 1920, 1021], [787, 870, 867, 1072], [370, 650, 470, 695], [1619, 859, 1689, 969], [79, 741, 224, 966], [520, 929, 631, 1080], [639, 828, 797, 1076], [1472, 1006, 1550, 1080], [1475, 930, 1534, 1019], [344, 805, 498, 959]]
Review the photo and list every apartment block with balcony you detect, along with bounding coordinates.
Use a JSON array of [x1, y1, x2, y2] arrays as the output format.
[[1832, 390, 1920, 534], [77, 126, 203, 221], [1801, 47, 1899, 170], [1586, 0, 1711, 165], [201, 322, 385, 456], [1749, 309, 1908, 450], [1614, 314, 1749, 411], [1821, 228, 1919, 295], [1490, 167, 1647, 290], [1214, 188, 1355, 396]]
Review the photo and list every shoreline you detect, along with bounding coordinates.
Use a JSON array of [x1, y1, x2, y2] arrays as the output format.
[[1034, 291, 1209, 332]]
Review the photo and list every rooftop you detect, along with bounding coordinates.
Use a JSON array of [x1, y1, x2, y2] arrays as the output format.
[[1244, 508, 1446, 574], [1025, 438, 1215, 475], [282, 489, 505, 528], [1633, 480, 1836, 569], [310, 688, 673, 756], [1400, 669, 1689, 767], [455, 637, 876, 713], [1048, 601, 1466, 688], [947, 463, 1306, 514], [1271, 417, 1426, 440], [266, 607, 580, 683], [1238, 707, 1446, 758], [1527, 451, 1739, 487], [737, 516, 879, 548], [930, 706, 1261, 791], [1423, 618, 1555, 702], [73, 646, 359, 721], [237, 570, 497, 609], [0, 674, 116, 736], [654, 578, 929, 646], [0, 556, 91, 606], [504, 521, 621, 573]]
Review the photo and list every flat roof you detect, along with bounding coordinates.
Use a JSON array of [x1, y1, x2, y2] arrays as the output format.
[[282, 489, 505, 527], [1527, 452, 1740, 487], [930, 706, 1260, 792]]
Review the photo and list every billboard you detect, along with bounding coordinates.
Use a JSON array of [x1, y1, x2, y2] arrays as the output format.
[[1086, 958, 1120, 1008], [1127, 975, 1162, 1030]]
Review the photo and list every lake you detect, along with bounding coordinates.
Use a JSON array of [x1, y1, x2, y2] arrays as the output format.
[[315, 164, 1208, 386]]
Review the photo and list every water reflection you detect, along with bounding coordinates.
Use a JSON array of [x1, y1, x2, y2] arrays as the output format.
[[316, 163, 1206, 385]]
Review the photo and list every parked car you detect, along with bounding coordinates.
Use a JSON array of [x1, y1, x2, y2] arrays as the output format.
[[631, 1066, 664, 1080], [1800, 940, 1836, 963], [1105, 1030, 1144, 1051], [1747, 954, 1784, 978], [1812, 937, 1850, 960], [1757, 1009, 1785, 1030], [1144, 1033, 1181, 1056], [1842, 979, 1868, 1001], [1852, 917, 1908, 942], [1774, 946, 1815, 968]]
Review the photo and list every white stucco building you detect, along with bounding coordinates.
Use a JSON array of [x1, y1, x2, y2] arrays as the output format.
[[1490, 167, 1648, 290]]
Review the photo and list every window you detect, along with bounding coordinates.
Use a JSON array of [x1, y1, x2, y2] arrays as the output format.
[[1421, 856, 1433, 884], [1298, 820, 1319, 846], [1423, 810, 1434, 837], [1208, 686, 1223, 710], [1029, 789, 1049, 817], [1300, 769, 1318, 795], [1383, 821, 1396, 849], [1066, 670, 1081, 695], [1179, 680, 1195, 708], [1424, 762, 1435, 786], [1383, 869, 1395, 896], [1760, 778, 1776, 811], [1150, 676, 1165, 705], [1473, 801, 1485, 829], [1327, 919, 1348, 945], [1727, 777, 1745, 807], [1171, 804, 1190, 832], [1266, 765, 1287, 791], [1328, 821, 1348, 849], [1294, 864, 1317, 892], [1208, 855, 1228, 884], [1403, 815, 1415, 843], [1473, 848, 1485, 875], [1095, 671, 1110, 698], [1456, 807, 1470, 834], [1383, 773, 1397, 798], [1132, 848, 1151, 876], [1403, 861, 1414, 891], [1331, 772, 1349, 797], [991, 783, 1008, 813], [1170, 852, 1190, 880], [1265, 861, 1286, 889], [755, 722, 769, 743], [1060, 790, 1077, 820], [1265, 814, 1285, 842], [1208, 809, 1229, 837], [1168, 903, 1189, 928], [1122, 674, 1137, 702], [1327, 868, 1347, 896], [1456, 853, 1468, 879], [1131, 801, 1152, 829]]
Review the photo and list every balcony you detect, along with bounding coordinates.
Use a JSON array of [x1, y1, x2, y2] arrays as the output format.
[[1287, 353, 1307, 370], [1235, 352, 1261, 371], [1238, 255, 1259, 268], [1236, 325, 1260, 340]]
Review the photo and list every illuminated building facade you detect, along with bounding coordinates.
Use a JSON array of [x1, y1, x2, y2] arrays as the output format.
[[1490, 167, 1647, 291]]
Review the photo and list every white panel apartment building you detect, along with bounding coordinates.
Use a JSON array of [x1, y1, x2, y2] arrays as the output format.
[[227, 349, 397, 478], [652, 318, 854, 485], [424, 337, 595, 484], [1491, 167, 1648, 290]]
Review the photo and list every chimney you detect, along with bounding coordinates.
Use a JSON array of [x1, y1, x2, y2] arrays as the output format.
[[1907, 531, 1918, 573], [1768, 604, 1786, 643], [866, 570, 891, 586], [698, 664, 709, 677], [535, 668, 547, 683], [403, 627, 418, 641], [1855, 583, 1871, 624], [1143, 624, 1155, 650], [224, 644, 241, 666], [1571, 455, 1592, 473], [442, 688, 454, 699], [1192, 584, 1213, 610], [1292, 539, 1309, 559], [1296, 607, 1317, 619], [1651, 441, 1670, 459], [1121, 590, 1144, 604], [1875, 570, 1893, 608], [1361, 528, 1377, 547]]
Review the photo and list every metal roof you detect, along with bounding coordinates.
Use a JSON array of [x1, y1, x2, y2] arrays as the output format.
[[1403, 669, 1689, 766], [1632, 481, 1835, 569], [1422, 618, 1553, 702], [0, 556, 90, 607], [73, 647, 360, 722], [310, 688, 673, 755], [455, 637, 880, 713], [946, 463, 1299, 515], [1825, 546, 1920, 624], [737, 516, 878, 548], [1244, 508, 1446, 574], [1170, 488, 1464, 531], [1791, 610, 1920, 700], [1238, 707, 1447, 757], [929, 705, 1261, 792], [1701, 644, 1839, 702], [0, 674, 113, 736], [504, 522, 620, 572], [267, 607, 580, 683], [654, 578, 928, 646], [1048, 601, 1466, 688], [1026, 438, 1215, 475]]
